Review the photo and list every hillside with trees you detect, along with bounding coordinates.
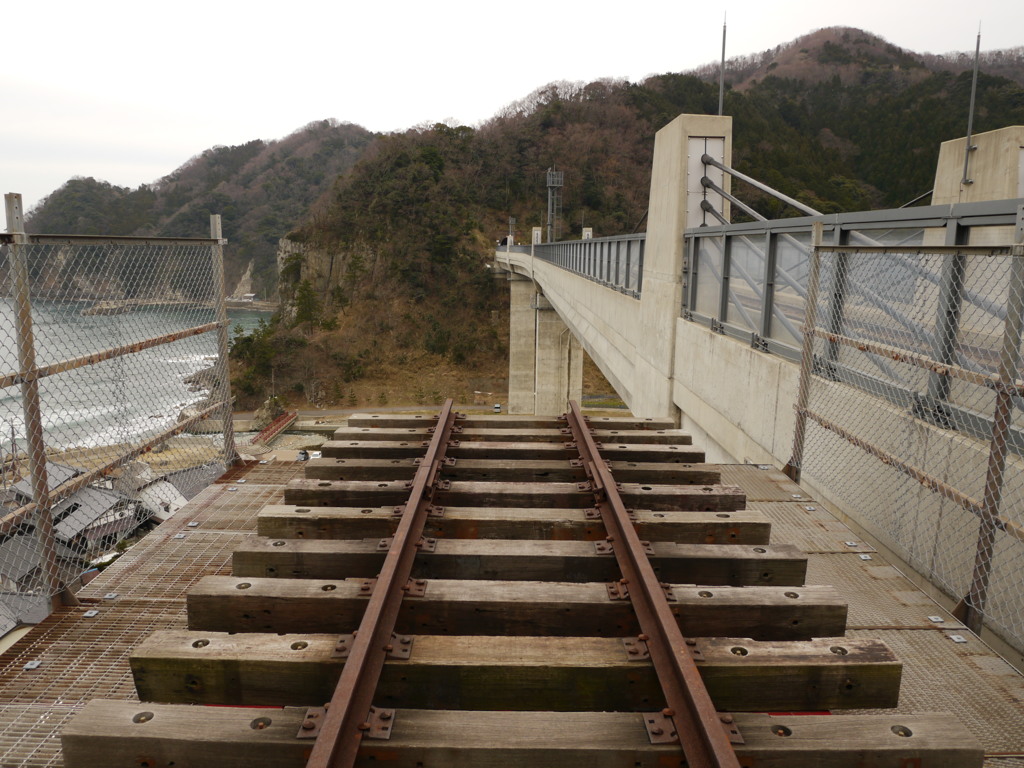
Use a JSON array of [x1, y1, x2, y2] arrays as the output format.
[[26, 120, 373, 298], [25, 27, 1024, 409]]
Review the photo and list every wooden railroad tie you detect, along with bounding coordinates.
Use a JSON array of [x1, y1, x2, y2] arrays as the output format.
[[61, 408, 984, 767]]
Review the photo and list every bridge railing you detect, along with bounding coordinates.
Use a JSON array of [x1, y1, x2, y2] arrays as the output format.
[[682, 199, 1023, 359], [685, 197, 1024, 649], [533, 233, 645, 298], [789, 232, 1024, 649]]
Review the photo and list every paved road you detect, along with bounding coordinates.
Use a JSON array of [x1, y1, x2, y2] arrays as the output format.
[[233, 403, 503, 422]]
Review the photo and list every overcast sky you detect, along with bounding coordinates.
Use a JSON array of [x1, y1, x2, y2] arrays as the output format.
[[3, 0, 1022, 213]]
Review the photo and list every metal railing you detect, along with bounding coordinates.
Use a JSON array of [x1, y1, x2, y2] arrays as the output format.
[[252, 410, 297, 445], [0, 194, 235, 629], [683, 198, 1024, 358], [516, 192, 1024, 651], [533, 233, 645, 297]]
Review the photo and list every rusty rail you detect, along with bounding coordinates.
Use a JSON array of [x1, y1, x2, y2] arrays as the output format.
[[305, 399, 459, 768], [564, 401, 741, 768]]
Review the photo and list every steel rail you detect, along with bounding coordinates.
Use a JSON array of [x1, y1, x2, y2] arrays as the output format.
[[701, 153, 822, 218], [564, 401, 740, 768], [306, 399, 458, 768]]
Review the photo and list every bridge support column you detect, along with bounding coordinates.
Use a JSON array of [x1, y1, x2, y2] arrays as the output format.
[[508, 275, 582, 416], [508, 274, 537, 414], [535, 293, 583, 416]]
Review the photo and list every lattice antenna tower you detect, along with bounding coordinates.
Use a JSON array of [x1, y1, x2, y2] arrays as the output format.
[[546, 168, 564, 243]]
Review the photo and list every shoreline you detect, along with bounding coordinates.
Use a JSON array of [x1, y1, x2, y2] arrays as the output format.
[[225, 300, 278, 312]]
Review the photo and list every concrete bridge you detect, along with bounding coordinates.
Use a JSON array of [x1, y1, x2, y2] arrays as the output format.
[[499, 115, 732, 428], [495, 113, 1024, 663]]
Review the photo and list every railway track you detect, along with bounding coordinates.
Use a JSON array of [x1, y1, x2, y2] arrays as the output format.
[[62, 402, 982, 766]]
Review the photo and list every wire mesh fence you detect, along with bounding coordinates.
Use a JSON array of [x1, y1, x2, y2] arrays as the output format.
[[792, 238, 1024, 648], [0, 220, 234, 631]]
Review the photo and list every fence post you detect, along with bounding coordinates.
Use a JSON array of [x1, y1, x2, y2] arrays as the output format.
[[209, 215, 237, 465], [5, 194, 67, 608], [760, 231, 779, 340], [784, 221, 825, 482], [684, 236, 697, 312], [823, 226, 850, 377], [963, 204, 1024, 633], [921, 223, 967, 424], [718, 236, 732, 322]]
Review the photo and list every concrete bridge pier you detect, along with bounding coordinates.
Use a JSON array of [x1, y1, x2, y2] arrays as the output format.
[[508, 274, 583, 415]]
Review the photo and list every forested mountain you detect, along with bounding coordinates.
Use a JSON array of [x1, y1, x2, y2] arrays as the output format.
[[26, 27, 1024, 408], [689, 27, 1024, 205], [692, 27, 1024, 90], [26, 120, 373, 297]]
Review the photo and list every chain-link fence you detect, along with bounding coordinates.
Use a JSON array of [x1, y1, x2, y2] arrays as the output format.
[[0, 201, 235, 632], [678, 199, 1024, 649], [791, 236, 1024, 648]]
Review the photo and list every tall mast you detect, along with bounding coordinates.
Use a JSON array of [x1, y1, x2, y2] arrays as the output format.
[[961, 24, 982, 186]]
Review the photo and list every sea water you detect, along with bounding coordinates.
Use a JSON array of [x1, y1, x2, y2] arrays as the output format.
[[0, 300, 269, 455]]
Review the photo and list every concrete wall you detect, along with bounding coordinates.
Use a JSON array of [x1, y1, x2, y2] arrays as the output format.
[[504, 268, 584, 416], [671, 320, 799, 464], [933, 125, 1024, 206], [931, 126, 1024, 247], [507, 274, 538, 414]]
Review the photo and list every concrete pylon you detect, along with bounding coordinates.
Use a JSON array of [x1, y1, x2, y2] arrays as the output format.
[[508, 274, 583, 415], [632, 113, 733, 422], [932, 125, 1024, 206]]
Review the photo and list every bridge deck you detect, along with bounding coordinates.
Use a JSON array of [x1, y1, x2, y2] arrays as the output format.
[[0, 424, 1021, 765]]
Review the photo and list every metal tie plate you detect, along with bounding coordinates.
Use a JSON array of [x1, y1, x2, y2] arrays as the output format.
[[719, 714, 744, 744], [606, 581, 630, 600], [642, 711, 678, 744], [623, 637, 650, 661], [403, 579, 428, 597], [363, 706, 395, 740], [297, 707, 327, 738], [332, 635, 354, 659]]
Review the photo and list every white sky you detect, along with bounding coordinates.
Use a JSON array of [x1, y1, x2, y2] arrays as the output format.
[[3, 0, 1022, 213]]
